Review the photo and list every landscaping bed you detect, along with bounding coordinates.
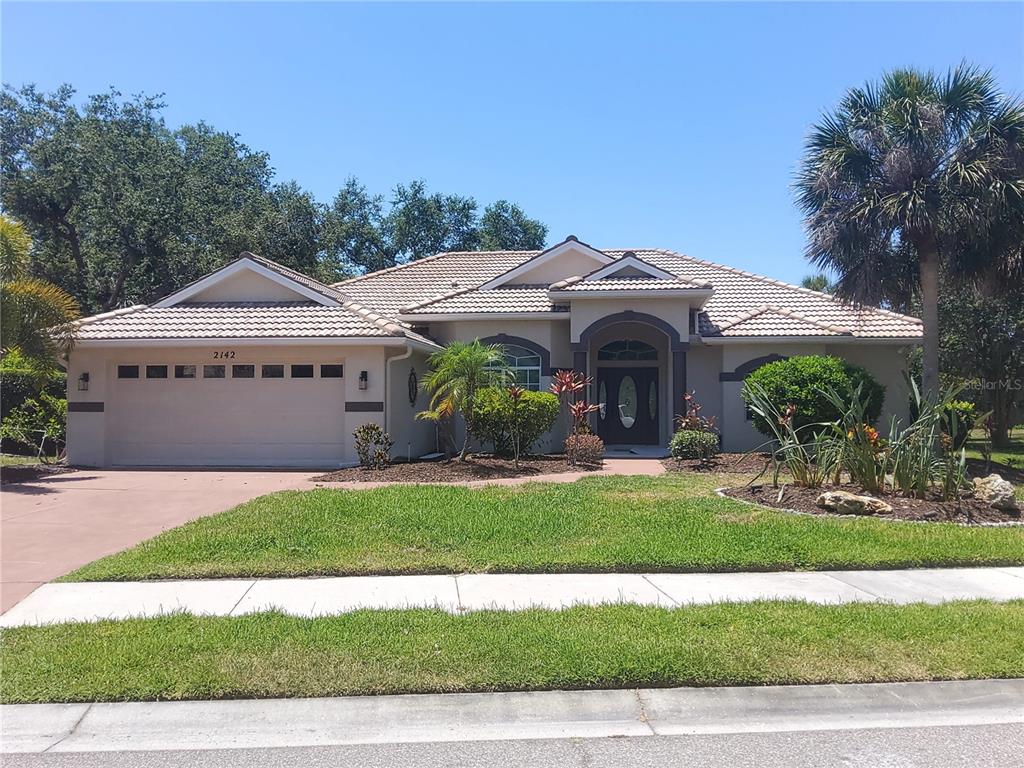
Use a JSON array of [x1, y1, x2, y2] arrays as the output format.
[[662, 452, 769, 474], [0, 461, 75, 485], [312, 454, 597, 483], [724, 483, 1021, 525], [3, 601, 1021, 703]]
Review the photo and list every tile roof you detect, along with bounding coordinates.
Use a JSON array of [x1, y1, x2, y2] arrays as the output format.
[[74, 253, 441, 347], [549, 275, 708, 292], [636, 250, 922, 339], [334, 250, 533, 315], [337, 246, 921, 339], [403, 286, 566, 315], [714, 305, 853, 337], [75, 301, 404, 340]]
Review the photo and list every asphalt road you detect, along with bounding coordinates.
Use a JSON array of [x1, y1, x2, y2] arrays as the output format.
[[7, 724, 1024, 768]]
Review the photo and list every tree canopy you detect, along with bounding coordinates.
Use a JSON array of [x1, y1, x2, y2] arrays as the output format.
[[938, 280, 1024, 447], [796, 64, 1024, 396], [1, 84, 548, 314]]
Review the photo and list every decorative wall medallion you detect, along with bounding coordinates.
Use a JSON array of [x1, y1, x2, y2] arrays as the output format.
[[408, 368, 418, 405]]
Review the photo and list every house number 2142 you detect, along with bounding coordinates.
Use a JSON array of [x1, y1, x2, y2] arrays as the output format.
[[212, 351, 236, 359]]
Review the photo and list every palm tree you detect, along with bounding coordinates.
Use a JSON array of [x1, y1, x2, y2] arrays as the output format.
[[0, 215, 80, 368], [800, 273, 834, 293], [417, 340, 508, 461], [796, 64, 1024, 397]]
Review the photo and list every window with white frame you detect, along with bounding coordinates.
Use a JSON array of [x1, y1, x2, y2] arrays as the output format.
[[492, 344, 542, 391]]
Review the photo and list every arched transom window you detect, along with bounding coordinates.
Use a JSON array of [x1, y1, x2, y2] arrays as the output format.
[[490, 344, 542, 390], [597, 339, 658, 361]]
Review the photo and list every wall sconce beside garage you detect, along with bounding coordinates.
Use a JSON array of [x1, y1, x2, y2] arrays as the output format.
[[358, 370, 368, 390], [77, 372, 90, 391]]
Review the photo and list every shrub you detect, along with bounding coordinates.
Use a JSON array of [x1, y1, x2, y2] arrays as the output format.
[[669, 430, 721, 461], [550, 370, 601, 466], [565, 433, 604, 467], [940, 400, 977, 450], [0, 350, 65, 419], [352, 423, 393, 469], [471, 387, 559, 457], [0, 392, 67, 461], [742, 356, 884, 436], [825, 379, 974, 501], [674, 390, 718, 434], [743, 380, 842, 488]]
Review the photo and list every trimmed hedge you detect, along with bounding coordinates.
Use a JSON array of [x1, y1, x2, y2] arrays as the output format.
[[741, 355, 884, 436], [471, 387, 560, 457], [669, 429, 721, 460]]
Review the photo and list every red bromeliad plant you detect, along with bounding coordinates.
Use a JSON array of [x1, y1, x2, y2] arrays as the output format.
[[551, 370, 602, 466], [569, 399, 600, 432], [675, 391, 718, 434]]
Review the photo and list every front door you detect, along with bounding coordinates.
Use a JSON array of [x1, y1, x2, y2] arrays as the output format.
[[595, 367, 659, 445]]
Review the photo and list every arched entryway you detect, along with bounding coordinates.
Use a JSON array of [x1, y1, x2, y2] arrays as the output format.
[[571, 312, 688, 446]]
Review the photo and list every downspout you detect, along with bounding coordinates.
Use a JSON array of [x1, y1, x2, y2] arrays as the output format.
[[384, 343, 414, 436]]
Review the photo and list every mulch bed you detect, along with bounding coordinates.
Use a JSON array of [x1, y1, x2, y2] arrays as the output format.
[[662, 453, 772, 474], [312, 455, 599, 483], [723, 483, 1021, 525], [0, 463, 76, 485]]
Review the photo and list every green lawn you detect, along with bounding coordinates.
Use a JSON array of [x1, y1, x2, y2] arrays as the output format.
[[0, 453, 42, 467], [2, 601, 1021, 703], [66, 473, 1024, 581], [965, 429, 1024, 500]]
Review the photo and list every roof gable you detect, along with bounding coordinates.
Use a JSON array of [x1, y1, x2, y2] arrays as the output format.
[[580, 252, 679, 282], [153, 254, 341, 308], [479, 236, 613, 289]]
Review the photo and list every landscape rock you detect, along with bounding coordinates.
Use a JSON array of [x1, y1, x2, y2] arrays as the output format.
[[815, 490, 893, 515], [972, 474, 1020, 512]]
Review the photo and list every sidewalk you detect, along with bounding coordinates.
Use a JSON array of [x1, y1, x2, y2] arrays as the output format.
[[3, 567, 1022, 627], [3, 679, 1022, 754]]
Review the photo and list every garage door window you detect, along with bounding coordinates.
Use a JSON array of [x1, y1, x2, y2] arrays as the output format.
[[262, 364, 284, 379], [291, 364, 314, 378], [321, 364, 344, 378], [146, 365, 168, 379], [232, 364, 255, 379], [203, 365, 226, 379], [117, 365, 139, 379], [175, 365, 196, 379]]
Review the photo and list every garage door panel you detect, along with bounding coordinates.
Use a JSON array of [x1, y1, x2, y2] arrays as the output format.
[[109, 367, 347, 467]]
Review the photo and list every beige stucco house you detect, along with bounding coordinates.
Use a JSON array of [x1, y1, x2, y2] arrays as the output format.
[[66, 236, 922, 467]]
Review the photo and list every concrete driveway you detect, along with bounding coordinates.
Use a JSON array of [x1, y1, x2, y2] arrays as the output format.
[[1, 469, 317, 613]]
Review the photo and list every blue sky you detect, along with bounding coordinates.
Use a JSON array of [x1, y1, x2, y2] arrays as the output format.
[[3, 2, 1022, 282]]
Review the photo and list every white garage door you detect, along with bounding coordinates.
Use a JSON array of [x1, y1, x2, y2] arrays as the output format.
[[108, 361, 346, 467]]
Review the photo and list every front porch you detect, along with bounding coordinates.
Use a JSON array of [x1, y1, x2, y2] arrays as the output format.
[[570, 311, 689, 450]]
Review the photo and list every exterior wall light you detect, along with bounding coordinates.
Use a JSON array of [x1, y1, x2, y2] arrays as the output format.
[[77, 372, 90, 391], [358, 370, 368, 391]]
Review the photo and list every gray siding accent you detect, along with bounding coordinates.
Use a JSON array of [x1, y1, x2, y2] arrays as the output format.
[[345, 401, 385, 412], [68, 402, 105, 413], [719, 354, 788, 382]]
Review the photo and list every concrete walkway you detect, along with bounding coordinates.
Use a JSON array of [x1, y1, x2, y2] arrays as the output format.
[[3, 567, 1022, 627], [3, 679, 1022, 754]]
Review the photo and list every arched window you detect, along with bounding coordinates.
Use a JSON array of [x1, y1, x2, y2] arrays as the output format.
[[490, 344, 542, 390], [597, 339, 658, 361]]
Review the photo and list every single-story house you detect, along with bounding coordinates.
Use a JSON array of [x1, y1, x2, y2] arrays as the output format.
[[66, 236, 922, 467]]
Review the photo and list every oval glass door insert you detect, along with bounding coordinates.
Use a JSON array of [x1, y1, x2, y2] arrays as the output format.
[[618, 376, 637, 429], [648, 380, 657, 420], [598, 380, 607, 420]]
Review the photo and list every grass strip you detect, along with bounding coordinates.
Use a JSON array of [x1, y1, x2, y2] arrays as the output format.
[[65, 475, 1024, 581], [2, 601, 1022, 703]]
